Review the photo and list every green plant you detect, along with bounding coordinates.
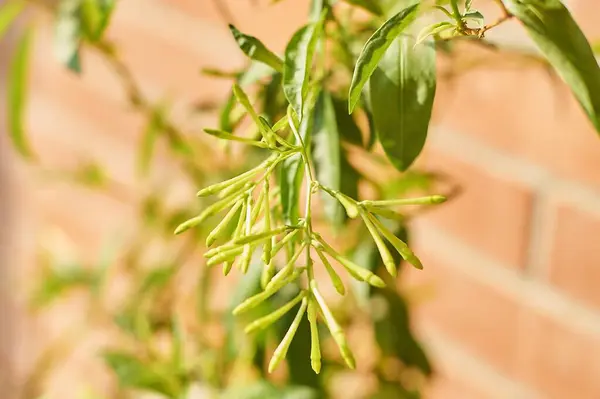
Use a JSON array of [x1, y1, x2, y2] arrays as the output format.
[[3, 0, 600, 398]]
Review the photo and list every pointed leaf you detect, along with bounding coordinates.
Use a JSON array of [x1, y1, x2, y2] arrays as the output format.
[[369, 35, 436, 171], [7, 27, 34, 159], [229, 24, 283, 72], [0, 0, 25, 39], [137, 109, 162, 176], [504, 0, 600, 133], [279, 153, 304, 225], [283, 20, 323, 119], [313, 92, 359, 227], [348, 4, 419, 113], [415, 21, 455, 46]]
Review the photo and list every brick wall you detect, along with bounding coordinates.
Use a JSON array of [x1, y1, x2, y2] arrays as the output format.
[[4, 0, 600, 398]]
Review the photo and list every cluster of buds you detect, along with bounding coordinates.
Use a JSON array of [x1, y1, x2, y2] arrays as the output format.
[[175, 83, 446, 373]]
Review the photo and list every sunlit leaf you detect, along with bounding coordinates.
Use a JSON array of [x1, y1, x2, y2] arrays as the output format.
[[369, 34, 436, 171], [7, 27, 34, 159], [283, 18, 324, 119], [313, 92, 359, 227], [504, 0, 600, 133], [348, 4, 419, 113], [229, 24, 283, 72], [0, 0, 25, 39]]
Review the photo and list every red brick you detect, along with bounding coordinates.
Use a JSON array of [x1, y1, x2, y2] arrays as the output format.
[[516, 310, 600, 399], [548, 200, 600, 311], [404, 250, 523, 378], [434, 47, 600, 188], [417, 149, 534, 268]]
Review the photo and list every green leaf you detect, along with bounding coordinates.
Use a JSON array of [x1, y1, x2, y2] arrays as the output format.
[[313, 92, 359, 227], [0, 0, 25, 39], [504, 0, 600, 133], [462, 10, 483, 27], [342, 0, 383, 15], [369, 34, 436, 171], [415, 21, 455, 46], [348, 4, 419, 113], [229, 24, 283, 72], [7, 28, 34, 159], [138, 109, 162, 176], [80, 0, 115, 41], [283, 20, 323, 119], [103, 352, 179, 397], [32, 263, 95, 308], [54, 0, 82, 73], [279, 152, 304, 225]]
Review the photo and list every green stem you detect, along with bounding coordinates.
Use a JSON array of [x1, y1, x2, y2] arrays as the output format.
[[449, 0, 465, 29]]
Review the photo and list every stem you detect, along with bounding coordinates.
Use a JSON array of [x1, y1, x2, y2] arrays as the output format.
[[449, 0, 465, 29]]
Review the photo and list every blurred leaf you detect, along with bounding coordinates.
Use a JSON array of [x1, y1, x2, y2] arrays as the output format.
[[32, 263, 95, 308], [348, 4, 419, 113], [80, 0, 114, 41], [342, 0, 383, 16], [370, 383, 420, 399], [75, 161, 107, 187], [54, 0, 82, 73], [279, 300, 321, 390], [171, 316, 185, 374], [225, 256, 264, 361], [352, 225, 432, 376], [7, 27, 34, 159], [103, 352, 180, 397], [369, 34, 435, 171], [504, 0, 600, 133], [279, 152, 304, 225], [139, 266, 176, 295], [138, 109, 163, 176], [229, 24, 283, 72], [0, 0, 25, 39], [313, 91, 359, 227], [220, 381, 319, 399], [283, 19, 323, 119]]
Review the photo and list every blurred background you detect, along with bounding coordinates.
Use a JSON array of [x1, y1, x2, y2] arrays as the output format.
[[2, 0, 600, 398]]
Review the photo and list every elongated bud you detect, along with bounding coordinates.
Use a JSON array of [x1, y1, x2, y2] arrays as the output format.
[[232, 267, 305, 315], [245, 290, 307, 334], [360, 210, 397, 277], [310, 281, 355, 369], [262, 181, 273, 265], [249, 187, 265, 224], [361, 195, 447, 208], [234, 225, 289, 246], [223, 261, 234, 276], [218, 179, 253, 199], [205, 242, 239, 258], [175, 189, 245, 235], [315, 248, 345, 295], [203, 128, 269, 148], [307, 296, 322, 373], [240, 194, 254, 273], [314, 235, 385, 288], [266, 242, 306, 291], [196, 160, 268, 197], [206, 200, 244, 247], [261, 257, 276, 289], [367, 213, 423, 270], [364, 205, 405, 221], [270, 229, 300, 260], [268, 297, 308, 373], [206, 247, 244, 266]]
